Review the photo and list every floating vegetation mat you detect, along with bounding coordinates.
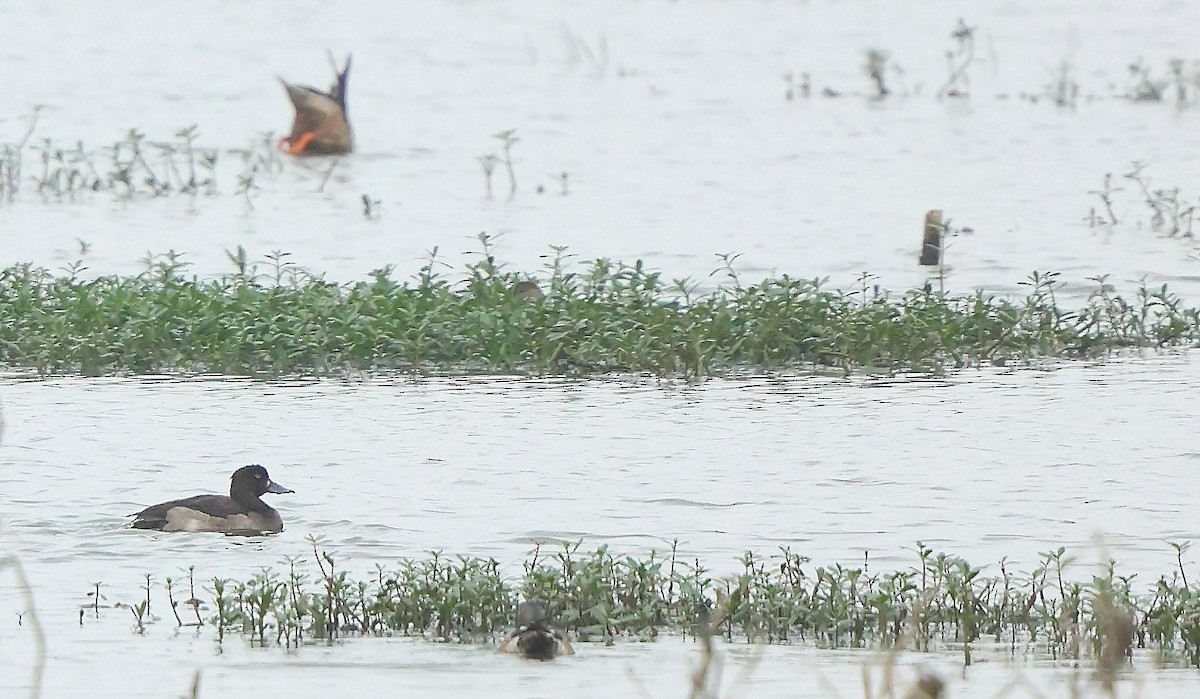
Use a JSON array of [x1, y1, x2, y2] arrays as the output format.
[[97, 539, 1200, 670], [1, 243, 1197, 378]]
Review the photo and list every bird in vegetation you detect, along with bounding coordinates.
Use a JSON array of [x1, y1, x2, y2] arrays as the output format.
[[512, 280, 545, 300], [498, 600, 574, 659]]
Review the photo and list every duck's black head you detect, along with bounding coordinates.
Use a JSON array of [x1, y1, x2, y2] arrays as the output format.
[[230, 464, 293, 505]]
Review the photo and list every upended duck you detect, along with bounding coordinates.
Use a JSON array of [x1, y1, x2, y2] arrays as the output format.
[[130, 464, 293, 534], [498, 600, 575, 659], [278, 53, 353, 156]]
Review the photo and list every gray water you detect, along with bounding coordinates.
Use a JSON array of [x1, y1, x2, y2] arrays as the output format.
[[4, 362, 1200, 696], [2, 0, 1200, 300], [4, 0, 1200, 696]]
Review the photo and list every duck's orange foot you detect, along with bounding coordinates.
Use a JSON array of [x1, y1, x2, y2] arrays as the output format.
[[279, 131, 316, 155]]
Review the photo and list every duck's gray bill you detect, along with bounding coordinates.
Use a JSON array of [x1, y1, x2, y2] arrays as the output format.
[[266, 480, 294, 494]]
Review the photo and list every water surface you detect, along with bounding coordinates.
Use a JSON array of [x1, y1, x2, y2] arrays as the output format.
[[4, 359, 1200, 694], [4, 0, 1200, 696], [1, 1, 1199, 302]]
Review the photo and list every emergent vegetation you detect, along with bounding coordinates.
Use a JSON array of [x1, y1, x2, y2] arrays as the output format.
[[0, 114, 283, 207], [96, 539, 1200, 672], [0, 241, 1196, 378]]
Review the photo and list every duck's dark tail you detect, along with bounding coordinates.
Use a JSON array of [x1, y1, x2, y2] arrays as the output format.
[[130, 516, 167, 530], [327, 51, 352, 117]]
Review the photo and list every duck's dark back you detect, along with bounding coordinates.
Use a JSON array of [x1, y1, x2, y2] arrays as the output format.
[[131, 494, 240, 529]]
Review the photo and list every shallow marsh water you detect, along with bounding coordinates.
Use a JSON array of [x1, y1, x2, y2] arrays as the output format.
[[5, 362, 1200, 578], [4, 0, 1200, 696], [4, 359, 1200, 695], [1, 1, 1200, 301]]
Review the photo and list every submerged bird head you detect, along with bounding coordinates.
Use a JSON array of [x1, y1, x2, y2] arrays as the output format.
[[278, 53, 353, 156]]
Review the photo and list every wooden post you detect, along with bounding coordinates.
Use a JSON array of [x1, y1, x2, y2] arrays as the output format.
[[919, 209, 944, 266]]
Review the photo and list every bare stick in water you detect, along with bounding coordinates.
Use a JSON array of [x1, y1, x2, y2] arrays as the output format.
[[919, 209, 944, 266]]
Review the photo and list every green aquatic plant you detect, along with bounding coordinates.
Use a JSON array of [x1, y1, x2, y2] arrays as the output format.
[[0, 245, 1197, 378], [863, 49, 890, 98], [0, 121, 278, 204], [85, 540, 1200, 672], [1121, 162, 1196, 238], [939, 18, 976, 99], [1089, 161, 1199, 238], [129, 573, 154, 634], [477, 154, 499, 199], [493, 129, 519, 200], [208, 577, 243, 644], [1048, 60, 1081, 108], [1125, 58, 1170, 102]]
